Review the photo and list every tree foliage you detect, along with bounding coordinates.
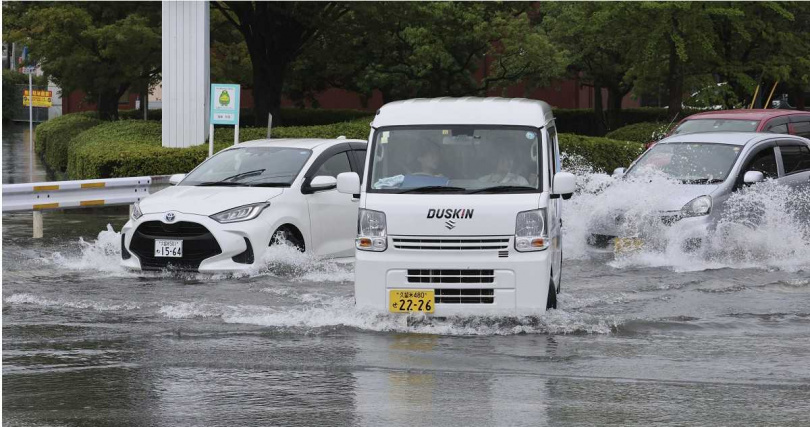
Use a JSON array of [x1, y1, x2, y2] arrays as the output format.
[[3, 2, 161, 120]]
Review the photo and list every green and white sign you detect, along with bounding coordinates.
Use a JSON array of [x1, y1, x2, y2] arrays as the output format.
[[210, 83, 240, 125]]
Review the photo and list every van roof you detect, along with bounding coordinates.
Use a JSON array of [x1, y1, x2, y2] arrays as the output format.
[[372, 97, 554, 128]]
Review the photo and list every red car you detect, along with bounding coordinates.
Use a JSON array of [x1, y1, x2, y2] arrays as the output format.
[[646, 109, 810, 148]]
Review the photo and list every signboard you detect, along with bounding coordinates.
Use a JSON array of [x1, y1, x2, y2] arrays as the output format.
[[23, 89, 53, 108], [210, 83, 240, 125]]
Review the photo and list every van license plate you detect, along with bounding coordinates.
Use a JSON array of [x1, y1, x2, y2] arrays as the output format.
[[155, 239, 183, 257], [614, 237, 643, 255], [389, 290, 435, 313]]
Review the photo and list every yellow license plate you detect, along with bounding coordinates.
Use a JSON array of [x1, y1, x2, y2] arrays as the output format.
[[389, 290, 435, 313], [614, 237, 644, 255]]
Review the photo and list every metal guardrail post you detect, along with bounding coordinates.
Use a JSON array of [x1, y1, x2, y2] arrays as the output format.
[[33, 211, 43, 238]]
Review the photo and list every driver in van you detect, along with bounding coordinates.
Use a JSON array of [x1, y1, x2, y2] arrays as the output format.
[[412, 141, 444, 177], [478, 150, 530, 186]]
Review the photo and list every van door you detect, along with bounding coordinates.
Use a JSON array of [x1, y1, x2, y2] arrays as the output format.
[[302, 148, 358, 257], [546, 125, 562, 288]]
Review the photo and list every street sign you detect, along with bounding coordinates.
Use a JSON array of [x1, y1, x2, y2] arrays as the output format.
[[22, 89, 53, 108], [210, 83, 240, 125]]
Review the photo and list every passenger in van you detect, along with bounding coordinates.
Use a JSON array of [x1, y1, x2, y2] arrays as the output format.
[[401, 141, 450, 187], [478, 150, 530, 186]]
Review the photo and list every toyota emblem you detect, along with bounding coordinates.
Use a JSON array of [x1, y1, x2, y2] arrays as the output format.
[[165, 212, 176, 222]]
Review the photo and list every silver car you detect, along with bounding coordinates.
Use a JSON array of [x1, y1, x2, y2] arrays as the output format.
[[587, 132, 810, 253]]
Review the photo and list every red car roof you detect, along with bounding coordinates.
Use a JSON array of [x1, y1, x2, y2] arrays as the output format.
[[684, 109, 810, 121]]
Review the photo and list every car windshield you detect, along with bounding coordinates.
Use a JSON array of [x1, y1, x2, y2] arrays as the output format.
[[626, 142, 742, 183], [181, 146, 312, 187], [367, 126, 543, 194], [672, 118, 759, 135]]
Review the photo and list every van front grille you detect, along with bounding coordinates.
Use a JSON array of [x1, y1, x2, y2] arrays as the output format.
[[407, 269, 494, 284], [393, 236, 510, 251], [435, 289, 494, 304]]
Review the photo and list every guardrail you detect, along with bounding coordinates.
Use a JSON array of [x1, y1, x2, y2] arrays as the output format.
[[2, 175, 171, 238]]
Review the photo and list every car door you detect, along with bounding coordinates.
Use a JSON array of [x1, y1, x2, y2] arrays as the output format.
[[302, 147, 358, 257], [546, 124, 562, 288], [776, 140, 810, 188]]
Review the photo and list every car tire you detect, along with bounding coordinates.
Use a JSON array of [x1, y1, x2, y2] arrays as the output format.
[[546, 275, 557, 310], [271, 226, 305, 252]]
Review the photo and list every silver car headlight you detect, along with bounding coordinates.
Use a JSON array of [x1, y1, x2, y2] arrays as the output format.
[[515, 208, 549, 252], [210, 202, 270, 223], [681, 195, 712, 217], [131, 201, 143, 221], [356, 208, 387, 251]]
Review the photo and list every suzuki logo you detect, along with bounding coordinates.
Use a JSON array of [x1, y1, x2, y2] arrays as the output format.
[[445, 220, 457, 230], [164, 212, 176, 222]]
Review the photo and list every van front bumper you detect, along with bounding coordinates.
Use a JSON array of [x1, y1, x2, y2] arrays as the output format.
[[354, 245, 553, 315]]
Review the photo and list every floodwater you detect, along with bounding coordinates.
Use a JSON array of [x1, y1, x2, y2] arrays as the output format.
[[3, 128, 810, 426]]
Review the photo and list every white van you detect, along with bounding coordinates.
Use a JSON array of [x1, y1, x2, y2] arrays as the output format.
[[337, 98, 576, 315]]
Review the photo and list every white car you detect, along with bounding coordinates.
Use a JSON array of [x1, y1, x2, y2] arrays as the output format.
[[121, 138, 367, 272], [337, 97, 576, 315]]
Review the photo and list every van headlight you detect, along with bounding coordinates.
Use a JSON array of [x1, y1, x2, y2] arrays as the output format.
[[131, 201, 143, 221], [356, 208, 387, 251], [681, 195, 712, 217], [515, 208, 548, 252], [210, 202, 269, 223]]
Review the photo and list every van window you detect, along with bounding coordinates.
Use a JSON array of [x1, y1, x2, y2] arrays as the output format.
[[780, 145, 810, 175], [367, 126, 543, 193]]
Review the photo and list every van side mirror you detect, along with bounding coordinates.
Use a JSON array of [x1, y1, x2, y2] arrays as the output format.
[[169, 174, 186, 185], [743, 170, 765, 184], [308, 175, 337, 191], [337, 172, 361, 195], [552, 172, 576, 200], [612, 167, 626, 177]]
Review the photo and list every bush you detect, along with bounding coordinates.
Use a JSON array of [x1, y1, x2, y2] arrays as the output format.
[[35, 113, 102, 172], [559, 133, 644, 173], [553, 107, 696, 136], [605, 122, 675, 144], [67, 117, 374, 179], [118, 108, 162, 121]]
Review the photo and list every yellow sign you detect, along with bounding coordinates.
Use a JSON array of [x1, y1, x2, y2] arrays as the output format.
[[22, 89, 53, 108]]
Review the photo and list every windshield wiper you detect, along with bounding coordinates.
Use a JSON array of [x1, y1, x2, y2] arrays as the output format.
[[249, 182, 290, 187], [196, 181, 250, 187], [396, 186, 467, 194], [467, 185, 537, 194], [219, 169, 266, 183]]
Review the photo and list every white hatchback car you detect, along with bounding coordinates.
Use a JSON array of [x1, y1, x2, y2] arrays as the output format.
[[121, 138, 367, 272]]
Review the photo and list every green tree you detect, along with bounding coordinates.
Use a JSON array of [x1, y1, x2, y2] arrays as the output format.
[[287, 2, 567, 106], [3, 2, 161, 120], [213, 2, 350, 126]]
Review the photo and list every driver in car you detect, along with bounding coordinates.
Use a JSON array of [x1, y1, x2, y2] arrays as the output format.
[[478, 150, 530, 186]]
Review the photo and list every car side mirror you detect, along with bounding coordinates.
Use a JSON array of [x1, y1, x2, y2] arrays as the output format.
[[743, 170, 765, 184], [309, 175, 338, 191], [612, 167, 626, 177], [552, 172, 576, 200], [169, 174, 186, 185], [337, 172, 361, 195]]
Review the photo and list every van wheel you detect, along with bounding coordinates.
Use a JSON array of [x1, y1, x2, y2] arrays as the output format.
[[546, 276, 558, 310], [271, 226, 305, 252]]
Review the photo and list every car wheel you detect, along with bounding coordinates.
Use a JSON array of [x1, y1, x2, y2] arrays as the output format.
[[271, 226, 305, 252], [546, 275, 557, 310]]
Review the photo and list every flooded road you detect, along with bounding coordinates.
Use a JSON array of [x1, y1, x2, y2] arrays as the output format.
[[4, 126, 810, 426]]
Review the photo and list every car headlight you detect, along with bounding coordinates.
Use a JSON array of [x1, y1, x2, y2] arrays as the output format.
[[356, 208, 387, 251], [131, 201, 143, 221], [515, 208, 548, 252], [681, 195, 712, 217], [210, 202, 270, 223]]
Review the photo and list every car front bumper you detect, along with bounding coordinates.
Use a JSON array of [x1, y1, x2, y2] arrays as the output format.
[[121, 211, 276, 273]]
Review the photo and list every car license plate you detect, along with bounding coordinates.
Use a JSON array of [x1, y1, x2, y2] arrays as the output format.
[[389, 290, 435, 313], [155, 239, 183, 258], [614, 237, 643, 255]]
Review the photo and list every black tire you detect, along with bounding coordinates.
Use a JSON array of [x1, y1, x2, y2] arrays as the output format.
[[271, 226, 305, 252], [546, 276, 557, 310]]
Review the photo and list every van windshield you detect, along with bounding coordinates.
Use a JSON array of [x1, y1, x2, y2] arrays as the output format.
[[368, 126, 543, 194]]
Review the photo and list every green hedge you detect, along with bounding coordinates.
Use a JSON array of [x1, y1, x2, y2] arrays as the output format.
[[558, 133, 644, 173], [67, 117, 373, 179], [554, 107, 696, 136], [35, 113, 102, 172], [605, 122, 675, 144]]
